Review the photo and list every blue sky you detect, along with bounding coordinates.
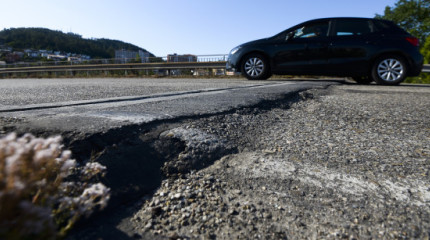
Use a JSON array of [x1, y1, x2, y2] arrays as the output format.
[[0, 0, 397, 56]]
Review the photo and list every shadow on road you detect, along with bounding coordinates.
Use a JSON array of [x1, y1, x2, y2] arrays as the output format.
[[64, 124, 169, 240]]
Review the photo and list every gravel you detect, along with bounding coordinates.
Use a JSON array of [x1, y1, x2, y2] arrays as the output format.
[[124, 84, 430, 239]]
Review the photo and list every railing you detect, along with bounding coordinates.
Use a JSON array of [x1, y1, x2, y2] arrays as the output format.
[[0, 54, 229, 76], [423, 64, 430, 73], [0, 54, 228, 68], [0, 62, 227, 74]]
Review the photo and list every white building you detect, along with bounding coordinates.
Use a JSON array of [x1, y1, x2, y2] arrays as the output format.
[[139, 50, 150, 63], [115, 49, 151, 63]]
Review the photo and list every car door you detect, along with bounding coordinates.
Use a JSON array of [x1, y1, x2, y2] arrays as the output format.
[[272, 20, 330, 74], [327, 19, 376, 75]]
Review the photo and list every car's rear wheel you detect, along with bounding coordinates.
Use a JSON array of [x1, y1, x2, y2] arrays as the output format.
[[241, 54, 271, 80], [371, 55, 407, 85]]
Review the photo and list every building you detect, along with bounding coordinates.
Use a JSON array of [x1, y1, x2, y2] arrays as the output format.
[[0, 45, 12, 53], [115, 49, 136, 63], [39, 50, 53, 58], [167, 54, 197, 63], [67, 56, 81, 63], [115, 49, 151, 63], [24, 49, 40, 58], [138, 50, 150, 63], [47, 54, 66, 61]]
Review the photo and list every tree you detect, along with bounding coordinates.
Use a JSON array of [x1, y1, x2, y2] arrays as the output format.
[[423, 35, 430, 63], [0, 28, 154, 59], [376, 0, 430, 45]]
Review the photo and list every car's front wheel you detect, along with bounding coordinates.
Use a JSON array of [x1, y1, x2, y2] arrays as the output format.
[[371, 55, 407, 85], [241, 54, 271, 80]]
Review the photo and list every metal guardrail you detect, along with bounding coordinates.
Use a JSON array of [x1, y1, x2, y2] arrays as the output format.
[[423, 64, 430, 73], [0, 61, 227, 74]]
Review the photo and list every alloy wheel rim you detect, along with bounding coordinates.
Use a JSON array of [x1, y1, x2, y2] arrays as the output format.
[[244, 57, 264, 77], [377, 59, 404, 82]]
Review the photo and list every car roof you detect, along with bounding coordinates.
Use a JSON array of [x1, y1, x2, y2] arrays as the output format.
[[290, 17, 395, 29], [281, 17, 374, 32], [304, 17, 375, 23]]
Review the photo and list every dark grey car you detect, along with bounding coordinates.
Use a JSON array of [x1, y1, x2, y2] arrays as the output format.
[[226, 17, 423, 85]]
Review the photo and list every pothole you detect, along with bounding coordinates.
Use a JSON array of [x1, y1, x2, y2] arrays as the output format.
[[155, 127, 236, 178], [60, 89, 319, 210], [52, 89, 320, 238]]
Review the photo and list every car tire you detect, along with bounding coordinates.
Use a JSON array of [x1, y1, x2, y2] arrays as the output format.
[[352, 76, 373, 85], [241, 54, 271, 80], [371, 55, 407, 85]]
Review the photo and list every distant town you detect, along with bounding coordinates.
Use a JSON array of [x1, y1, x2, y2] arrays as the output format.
[[0, 45, 228, 76], [0, 45, 158, 65], [0, 27, 230, 77], [0, 45, 203, 65], [0, 45, 90, 65]]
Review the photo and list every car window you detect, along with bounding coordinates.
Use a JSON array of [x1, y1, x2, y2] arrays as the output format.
[[334, 19, 372, 36], [373, 20, 408, 34], [292, 21, 329, 39]]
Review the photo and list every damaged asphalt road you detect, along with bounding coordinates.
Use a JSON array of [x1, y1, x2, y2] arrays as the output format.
[[125, 84, 430, 240], [0, 78, 335, 211], [1, 78, 429, 239]]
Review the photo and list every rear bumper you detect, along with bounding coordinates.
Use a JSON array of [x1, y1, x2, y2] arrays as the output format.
[[407, 52, 424, 76]]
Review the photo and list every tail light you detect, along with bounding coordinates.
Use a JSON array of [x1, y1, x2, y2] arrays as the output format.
[[406, 37, 419, 47]]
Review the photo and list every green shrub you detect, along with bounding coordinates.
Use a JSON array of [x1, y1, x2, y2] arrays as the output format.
[[405, 73, 430, 84]]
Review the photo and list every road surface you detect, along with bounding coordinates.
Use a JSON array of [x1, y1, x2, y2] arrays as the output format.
[[0, 78, 338, 134], [1, 78, 429, 239]]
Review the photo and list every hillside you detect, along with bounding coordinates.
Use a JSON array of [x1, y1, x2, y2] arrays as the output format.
[[0, 28, 153, 59]]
